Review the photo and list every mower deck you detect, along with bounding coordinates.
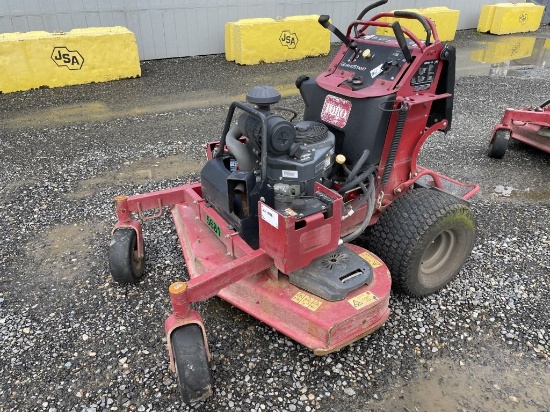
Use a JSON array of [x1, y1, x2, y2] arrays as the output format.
[[490, 100, 550, 156], [169, 183, 391, 354]]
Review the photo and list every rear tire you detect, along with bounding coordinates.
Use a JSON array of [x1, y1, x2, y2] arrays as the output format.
[[364, 188, 476, 297], [109, 228, 145, 284], [488, 129, 509, 159], [171, 324, 212, 403]]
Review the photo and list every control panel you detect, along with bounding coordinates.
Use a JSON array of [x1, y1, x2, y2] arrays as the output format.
[[336, 34, 413, 90]]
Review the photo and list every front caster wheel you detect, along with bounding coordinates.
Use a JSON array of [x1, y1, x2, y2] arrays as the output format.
[[364, 188, 476, 297], [171, 324, 212, 403], [109, 228, 145, 284], [488, 129, 510, 159]]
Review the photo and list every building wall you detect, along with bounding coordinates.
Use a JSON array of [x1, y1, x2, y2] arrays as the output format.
[[0, 0, 526, 60]]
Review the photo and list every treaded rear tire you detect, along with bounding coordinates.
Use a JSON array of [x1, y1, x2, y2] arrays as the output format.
[[364, 188, 476, 297], [172, 324, 212, 404]]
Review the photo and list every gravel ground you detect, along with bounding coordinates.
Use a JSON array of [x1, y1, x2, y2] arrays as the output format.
[[1, 28, 549, 411]]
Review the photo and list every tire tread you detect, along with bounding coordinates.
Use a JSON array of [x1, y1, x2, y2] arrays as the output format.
[[364, 188, 475, 296]]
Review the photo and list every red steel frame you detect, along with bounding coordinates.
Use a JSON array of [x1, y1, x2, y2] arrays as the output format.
[[491, 101, 550, 154], [113, 183, 392, 368]]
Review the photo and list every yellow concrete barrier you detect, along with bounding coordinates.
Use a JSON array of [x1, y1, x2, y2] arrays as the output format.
[[0, 27, 141, 94], [225, 15, 330, 65], [375, 7, 460, 42], [477, 3, 545, 35], [470, 36, 537, 63]]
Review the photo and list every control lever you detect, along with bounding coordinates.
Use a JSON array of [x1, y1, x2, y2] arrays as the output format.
[[318, 15, 358, 51], [391, 21, 412, 63]]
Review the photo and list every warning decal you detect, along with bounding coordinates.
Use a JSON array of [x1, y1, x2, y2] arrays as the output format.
[[348, 291, 378, 310], [359, 251, 383, 268], [292, 291, 322, 311]]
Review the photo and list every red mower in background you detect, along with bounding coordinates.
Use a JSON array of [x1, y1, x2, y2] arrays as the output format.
[[108, 0, 479, 403], [488, 99, 550, 158]]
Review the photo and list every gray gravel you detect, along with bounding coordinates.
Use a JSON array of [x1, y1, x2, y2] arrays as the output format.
[[1, 28, 549, 411]]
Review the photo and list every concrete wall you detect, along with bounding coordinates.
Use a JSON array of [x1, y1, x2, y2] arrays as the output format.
[[0, 0, 527, 60]]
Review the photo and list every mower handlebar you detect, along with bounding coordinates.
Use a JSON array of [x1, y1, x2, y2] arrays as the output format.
[[356, 0, 388, 21]]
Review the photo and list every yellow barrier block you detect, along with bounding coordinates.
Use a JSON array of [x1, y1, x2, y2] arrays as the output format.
[[470, 36, 536, 63], [0, 27, 140, 94], [375, 7, 460, 42], [477, 3, 545, 35], [477, 5, 496, 33], [226, 15, 330, 65], [225, 22, 236, 62]]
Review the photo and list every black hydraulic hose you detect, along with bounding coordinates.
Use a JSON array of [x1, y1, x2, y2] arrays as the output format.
[[341, 174, 376, 243], [225, 125, 258, 171], [338, 165, 375, 195], [343, 149, 370, 185], [272, 106, 298, 121], [381, 103, 409, 187], [215, 103, 238, 159], [214, 101, 269, 189]]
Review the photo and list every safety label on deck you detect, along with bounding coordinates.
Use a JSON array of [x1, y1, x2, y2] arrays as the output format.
[[348, 291, 378, 310], [292, 291, 322, 311], [359, 251, 383, 268], [261, 203, 279, 229]]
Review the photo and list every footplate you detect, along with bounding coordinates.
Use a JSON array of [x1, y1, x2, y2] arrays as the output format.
[[289, 244, 373, 301]]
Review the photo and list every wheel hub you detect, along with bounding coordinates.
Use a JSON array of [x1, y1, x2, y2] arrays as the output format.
[[421, 230, 457, 274]]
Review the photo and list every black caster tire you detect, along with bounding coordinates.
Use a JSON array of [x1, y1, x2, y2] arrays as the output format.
[[364, 188, 476, 297], [109, 228, 145, 284], [488, 129, 510, 159], [171, 324, 212, 403]]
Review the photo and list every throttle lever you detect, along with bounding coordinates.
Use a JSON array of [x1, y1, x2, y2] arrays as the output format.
[[391, 21, 412, 63], [318, 15, 358, 51]]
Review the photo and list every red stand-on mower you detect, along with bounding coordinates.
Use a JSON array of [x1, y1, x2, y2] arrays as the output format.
[[488, 99, 550, 158], [108, 0, 479, 403]]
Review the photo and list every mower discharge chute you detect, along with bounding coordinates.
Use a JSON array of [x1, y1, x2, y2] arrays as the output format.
[[108, 1, 479, 403]]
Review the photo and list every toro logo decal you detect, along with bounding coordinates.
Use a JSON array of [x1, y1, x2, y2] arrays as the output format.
[[279, 30, 298, 49], [51, 47, 84, 70], [321, 95, 352, 129]]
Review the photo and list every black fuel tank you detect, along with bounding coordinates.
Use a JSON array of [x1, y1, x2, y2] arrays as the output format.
[[299, 77, 395, 167]]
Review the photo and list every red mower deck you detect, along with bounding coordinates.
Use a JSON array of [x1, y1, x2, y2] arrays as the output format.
[[489, 99, 550, 157], [164, 183, 391, 355]]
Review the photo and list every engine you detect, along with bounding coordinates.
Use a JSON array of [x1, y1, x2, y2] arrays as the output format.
[[200, 86, 335, 248]]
